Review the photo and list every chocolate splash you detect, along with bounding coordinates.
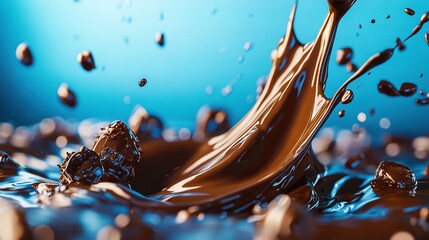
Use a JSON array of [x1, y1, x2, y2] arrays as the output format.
[[1, 1, 429, 239]]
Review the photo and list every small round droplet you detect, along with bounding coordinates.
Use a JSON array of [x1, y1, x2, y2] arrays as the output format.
[[57, 84, 77, 107], [155, 32, 165, 47], [371, 19, 376, 24], [404, 8, 416, 16], [16, 43, 33, 66], [336, 48, 353, 65], [341, 89, 354, 104], [77, 51, 96, 71], [338, 110, 345, 118], [138, 78, 147, 87]]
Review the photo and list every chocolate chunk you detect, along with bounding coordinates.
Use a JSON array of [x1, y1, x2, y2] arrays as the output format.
[[92, 121, 141, 184], [15, 43, 33, 66], [57, 84, 77, 107], [155, 32, 165, 47], [59, 146, 104, 185], [370, 161, 417, 195], [77, 51, 96, 71], [336, 48, 353, 65], [128, 106, 163, 141], [138, 78, 147, 87]]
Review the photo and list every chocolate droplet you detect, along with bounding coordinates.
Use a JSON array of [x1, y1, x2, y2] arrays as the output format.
[[404, 8, 415, 16], [399, 82, 417, 97], [16, 43, 33, 66], [155, 32, 165, 47], [57, 84, 77, 107], [336, 48, 353, 65], [338, 110, 345, 118], [138, 78, 147, 87], [77, 51, 96, 71], [341, 89, 354, 104], [378, 80, 400, 97]]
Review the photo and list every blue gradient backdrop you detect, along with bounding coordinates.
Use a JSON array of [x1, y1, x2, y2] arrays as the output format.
[[0, 0, 428, 136]]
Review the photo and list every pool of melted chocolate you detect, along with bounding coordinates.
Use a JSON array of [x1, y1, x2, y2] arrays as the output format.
[[1, 0, 429, 239]]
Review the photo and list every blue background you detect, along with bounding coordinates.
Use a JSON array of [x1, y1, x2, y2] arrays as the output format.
[[0, 0, 428, 137]]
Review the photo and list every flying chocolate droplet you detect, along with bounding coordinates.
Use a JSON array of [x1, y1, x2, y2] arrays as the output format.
[[77, 51, 96, 71], [57, 84, 77, 107], [336, 48, 353, 65], [404, 8, 415, 16], [16, 43, 33, 66], [138, 78, 147, 87]]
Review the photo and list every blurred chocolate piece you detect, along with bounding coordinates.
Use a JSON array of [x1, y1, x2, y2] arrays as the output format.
[[138, 78, 147, 87], [370, 161, 417, 195], [336, 47, 353, 65], [193, 106, 230, 141], [77, 51, 96, 71], [57, 84, 77, 107], [128, 105, 163, 141], [346, 62, 358, 72], [155, 32, 165, 47], [15, 43, 33, 66]]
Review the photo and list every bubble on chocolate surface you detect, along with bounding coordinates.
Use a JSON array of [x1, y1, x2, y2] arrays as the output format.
[[77, 50, 96, 71], [57, 84, 77, 107], [370, 161, 417, 195], [15, 43, 33, 66]]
